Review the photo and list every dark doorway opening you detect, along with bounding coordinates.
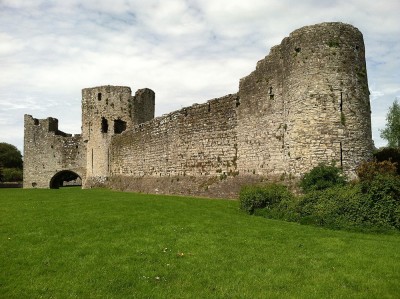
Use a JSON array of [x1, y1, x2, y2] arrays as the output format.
[[50, 170, 82, 189]]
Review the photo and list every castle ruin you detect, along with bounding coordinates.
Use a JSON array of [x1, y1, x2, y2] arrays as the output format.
[[23, 22, 374, 196]]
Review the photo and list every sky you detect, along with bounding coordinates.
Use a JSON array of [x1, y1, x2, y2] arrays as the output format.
[[0, 0, 399, 152]]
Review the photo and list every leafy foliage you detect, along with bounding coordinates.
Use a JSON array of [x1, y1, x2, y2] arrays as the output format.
[[0, 164, 4, 182], [239, 183, 293, 214], [360, 174, 400, 229], [0, 142, 23, 169], [240, 163, 400, 231], [299, 163, 346, 193], [380, 99, 400, 147], [357, 160, 397, 182], [374, 147, 400, 175], [297, 177, 400, 230], [2, 167, 23, 182]]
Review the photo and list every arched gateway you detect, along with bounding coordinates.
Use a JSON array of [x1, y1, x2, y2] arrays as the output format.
[[49, 170, 82, 189]]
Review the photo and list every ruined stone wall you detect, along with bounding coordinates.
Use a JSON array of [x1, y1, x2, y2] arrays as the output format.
[[237, 45, 287, 178], [23, 22, 373, 194], [109, 94, 238, 178], [237, 22, 373, 179], [81, 86, 155, 186], [23, 115, 86, 188], [132, 88, 155, 126]]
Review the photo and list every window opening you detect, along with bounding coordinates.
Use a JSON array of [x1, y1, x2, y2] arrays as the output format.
[[101, 117, 108, 133], [114, 119, 127, 134], [340, 142, 343, 167], [269, 87, 274, 100], [98, 93, 102, 101], [236, 98, 240, 107], [340, 92, 343, 112]]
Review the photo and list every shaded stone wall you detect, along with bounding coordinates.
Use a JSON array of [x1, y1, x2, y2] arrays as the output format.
[[23, 115, 86, 188], [237, 45, 287, 178], [110, 94, 238, 178]]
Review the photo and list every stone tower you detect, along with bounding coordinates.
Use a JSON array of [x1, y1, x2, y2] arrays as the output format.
[[81, 86, 155, 187], [237, 22, 373, 178]]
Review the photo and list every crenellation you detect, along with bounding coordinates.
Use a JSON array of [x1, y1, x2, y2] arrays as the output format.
[[24, 22, 373, 195]]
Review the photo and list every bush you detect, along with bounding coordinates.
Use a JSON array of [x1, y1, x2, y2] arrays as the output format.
[[374, 147, 400, 175], [239, 183, 293, 214], [2, 168, 23, 182], [296, 174, 400, 230], [240, 164, 400, 231], [357, 160, 397, 182], [300, 163, 346, 193], [360, 174, 400, 229], [297, 185, 366, 229]]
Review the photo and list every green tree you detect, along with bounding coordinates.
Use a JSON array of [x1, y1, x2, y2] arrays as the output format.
[[0, 142, 23, 169], [380, 99, 400, 147], [0, 163, 4, 182]]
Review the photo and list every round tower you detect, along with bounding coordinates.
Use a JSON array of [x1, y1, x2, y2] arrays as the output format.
[[281, 22, 373, 177]]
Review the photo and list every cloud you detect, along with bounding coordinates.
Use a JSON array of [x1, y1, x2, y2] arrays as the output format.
[[0, 0, 399, 151]]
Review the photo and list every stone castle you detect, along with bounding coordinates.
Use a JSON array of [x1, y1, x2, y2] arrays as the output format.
[[23, 22, 374, 196]]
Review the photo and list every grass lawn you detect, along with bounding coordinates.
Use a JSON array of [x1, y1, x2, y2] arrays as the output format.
[[1, 188, 399, 298]]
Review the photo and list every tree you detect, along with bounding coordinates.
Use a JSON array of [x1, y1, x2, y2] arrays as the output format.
[[380, 99, 400, 148], [0, 142, 23, 169], [0, 163, 4, 182]]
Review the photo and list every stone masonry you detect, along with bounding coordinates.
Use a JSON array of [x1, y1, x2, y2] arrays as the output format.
[[24, 22, 374, 195]]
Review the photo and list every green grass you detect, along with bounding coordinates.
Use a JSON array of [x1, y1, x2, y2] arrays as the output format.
[[1, 188, 399, 298]]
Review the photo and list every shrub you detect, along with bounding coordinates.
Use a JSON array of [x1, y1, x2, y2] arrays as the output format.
[[239, 183, 293, 214], [374, 147, 400, 175], [240, 164, 400, 231], [360, 174, 400, 229], [2, 167, 23, 182], [0, 164, 3, 182], [300, 163, 346, 193], [296, 175, 400, 230], [357, 160, 397, 182], [297, 185, 366, 229]]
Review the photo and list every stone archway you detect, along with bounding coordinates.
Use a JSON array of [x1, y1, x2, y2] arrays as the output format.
[[49, 170, 82, 189]]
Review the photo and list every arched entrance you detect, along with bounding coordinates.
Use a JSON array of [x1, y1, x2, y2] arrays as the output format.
[[50, 170, 82, 189]]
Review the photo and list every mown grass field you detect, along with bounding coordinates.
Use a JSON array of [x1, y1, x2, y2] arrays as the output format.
[[1, 188, 399, 298]]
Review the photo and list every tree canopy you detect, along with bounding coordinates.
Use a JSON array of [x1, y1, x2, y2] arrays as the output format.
[[0, 142, 23, 169], [380, 99, 400, 148]]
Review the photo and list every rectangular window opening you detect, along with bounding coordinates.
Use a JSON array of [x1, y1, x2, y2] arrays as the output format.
[[101, 117, 108, 133], [114, 119, 127, 134]]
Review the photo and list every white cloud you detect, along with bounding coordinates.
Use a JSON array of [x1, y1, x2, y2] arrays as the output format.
[[0, 0, 399, 151]]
